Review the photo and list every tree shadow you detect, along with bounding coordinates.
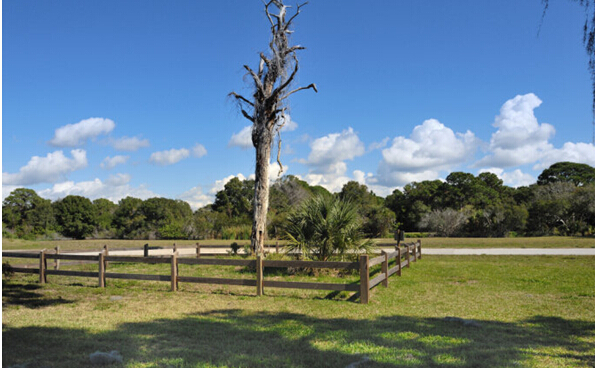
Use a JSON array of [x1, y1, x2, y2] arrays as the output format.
[[2, 280, 74, 309], [3, 309, 594, 367]]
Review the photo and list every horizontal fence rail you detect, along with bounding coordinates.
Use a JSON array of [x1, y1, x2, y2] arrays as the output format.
[[2, 241, 422, 304]]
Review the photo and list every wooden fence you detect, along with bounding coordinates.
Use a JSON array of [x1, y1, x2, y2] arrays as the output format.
[[2, 241, 421, 304]]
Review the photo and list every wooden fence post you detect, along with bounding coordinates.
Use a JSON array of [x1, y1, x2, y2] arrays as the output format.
[[413, 242, 417, 262], [173, 243, 177, 254], [171, 252, 178, 291], [98, 252, 105, 288], [276, 241, 279, 254], [196, 243, 201, 259], [256, 255, 263, 296], [381, 251, 388, 288], [54, 246, 60, 270], [39, 249, 47, 284], [418, 240, 422, 259], [359, 255, 369, 304], [144, 244, 149, 257], [397, 246, 402, 276], [405, 245, 410, 268], [103, 245, 109, 268]]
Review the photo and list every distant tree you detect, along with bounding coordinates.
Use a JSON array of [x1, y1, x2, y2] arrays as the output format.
[[53, 195, 97, 239], [419, 209, 467, 237], [537, 162, 595, 186], [284, 196, 372, 261], [113, 197, 145, 239], [229, 0, 317, 254], [93, 198, 117, 236], [212, 178, 254, 219], [2, 188, 54, 237]]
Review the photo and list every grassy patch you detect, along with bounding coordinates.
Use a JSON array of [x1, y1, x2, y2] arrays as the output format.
[[376, 236, 595, 248], [3, 256, 595, 367]]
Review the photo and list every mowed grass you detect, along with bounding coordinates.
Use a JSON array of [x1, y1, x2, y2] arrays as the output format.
[[2, 235, 594, 252], [3, 255, 595, 368]]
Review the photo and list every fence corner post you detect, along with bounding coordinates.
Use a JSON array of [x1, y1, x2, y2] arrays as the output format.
[[98, 252, 105, 288], [381, 250, 388, 288], [256, 255, 263, 296], [171, 252, 178, 291], [144, 243, 149, 257], [359, 254, 369, 304], [39, 249, 47, 284]]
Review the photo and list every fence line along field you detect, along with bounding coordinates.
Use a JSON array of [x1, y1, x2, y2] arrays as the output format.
[[3, 242, 423, 304]]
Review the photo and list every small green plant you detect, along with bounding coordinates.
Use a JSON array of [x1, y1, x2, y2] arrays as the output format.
[[230, 242, 241, 255]]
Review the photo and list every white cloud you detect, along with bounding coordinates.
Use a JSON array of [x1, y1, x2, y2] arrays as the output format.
[[229, 126, 253, 149], [479, 167, 535, 188], [534, 142, 595, 171], [301, 127, 365, 171], [177, 186, 212, 210], [111, 136, 150, 151], [475, 93, 555, 168], [3, 149, 88, 186], [149, 148, 190, 166], [2, 185, 19, 200], [192, 143, 208, 158], [369, 137, 390, 151], [377, 119, 478, 187], [49, 117, 115, 147], [278, 114, 298, 132], [38, 176, 157, 202], [100, 155, 129, 170]]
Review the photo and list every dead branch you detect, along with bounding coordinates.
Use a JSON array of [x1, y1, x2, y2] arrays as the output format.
[[228, 92, 254, 107], [244, 65, 264, 94], [280, 83, 318, 101]]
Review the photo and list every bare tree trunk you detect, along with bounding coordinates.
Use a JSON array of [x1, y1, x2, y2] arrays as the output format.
[[252, 128, 273, 253], [229, 0, 316, 255]]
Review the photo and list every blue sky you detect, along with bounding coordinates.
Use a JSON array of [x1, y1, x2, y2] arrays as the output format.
[[3, 0, 595, 209]]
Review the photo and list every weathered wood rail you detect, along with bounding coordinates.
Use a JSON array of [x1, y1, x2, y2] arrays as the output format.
[[2, 241, 422, 304]]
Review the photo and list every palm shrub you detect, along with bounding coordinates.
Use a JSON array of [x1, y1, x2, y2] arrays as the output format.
[[284, 195, 373, 261]]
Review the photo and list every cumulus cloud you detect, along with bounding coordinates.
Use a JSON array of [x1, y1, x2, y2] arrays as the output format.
[[278, 114, 298, 132], [111, 136, 150, 151], [377, 119, 478, 187], [479, 167, 535, 188], [100, 155, 129, 170], [229, 126, 253, 149], [301, 127, 365, 171], [177, 186, 212, 210], [38, 175, 157, 202], [3, 149, 88, 186], [295, 128, 366, 193], [209, 173, 251, 195], [534, 142, 595, 171], [49, 117, 115, 147], [475, 93, 555, 168], [149, 148, 190, 166], [192, 144, 207, 158]]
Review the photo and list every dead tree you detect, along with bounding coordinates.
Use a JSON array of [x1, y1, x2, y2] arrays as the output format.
[[229, 0, 317, 254]]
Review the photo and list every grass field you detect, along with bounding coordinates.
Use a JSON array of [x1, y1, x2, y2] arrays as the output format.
[[3, 255, 595, 367], [2, 235, 594, 252]]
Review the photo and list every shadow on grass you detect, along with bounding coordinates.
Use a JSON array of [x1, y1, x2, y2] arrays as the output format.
[[3, 308, 594, 368], [2, 280, 74, 309]]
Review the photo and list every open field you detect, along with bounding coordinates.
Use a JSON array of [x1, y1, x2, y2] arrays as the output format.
[[3, 255, 595, 367], [2, 236, 594, 252]]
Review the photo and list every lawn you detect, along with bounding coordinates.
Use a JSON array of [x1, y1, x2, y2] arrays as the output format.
[[3, 255, 594, 367], [2, 236, 594, 253]]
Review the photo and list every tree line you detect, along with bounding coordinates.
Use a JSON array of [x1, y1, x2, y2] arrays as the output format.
[[3, 162, 594, 241]]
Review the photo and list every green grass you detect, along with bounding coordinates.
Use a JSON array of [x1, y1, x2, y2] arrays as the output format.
[[3, 236, 594, 252], [3, 255, 595, 367]]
